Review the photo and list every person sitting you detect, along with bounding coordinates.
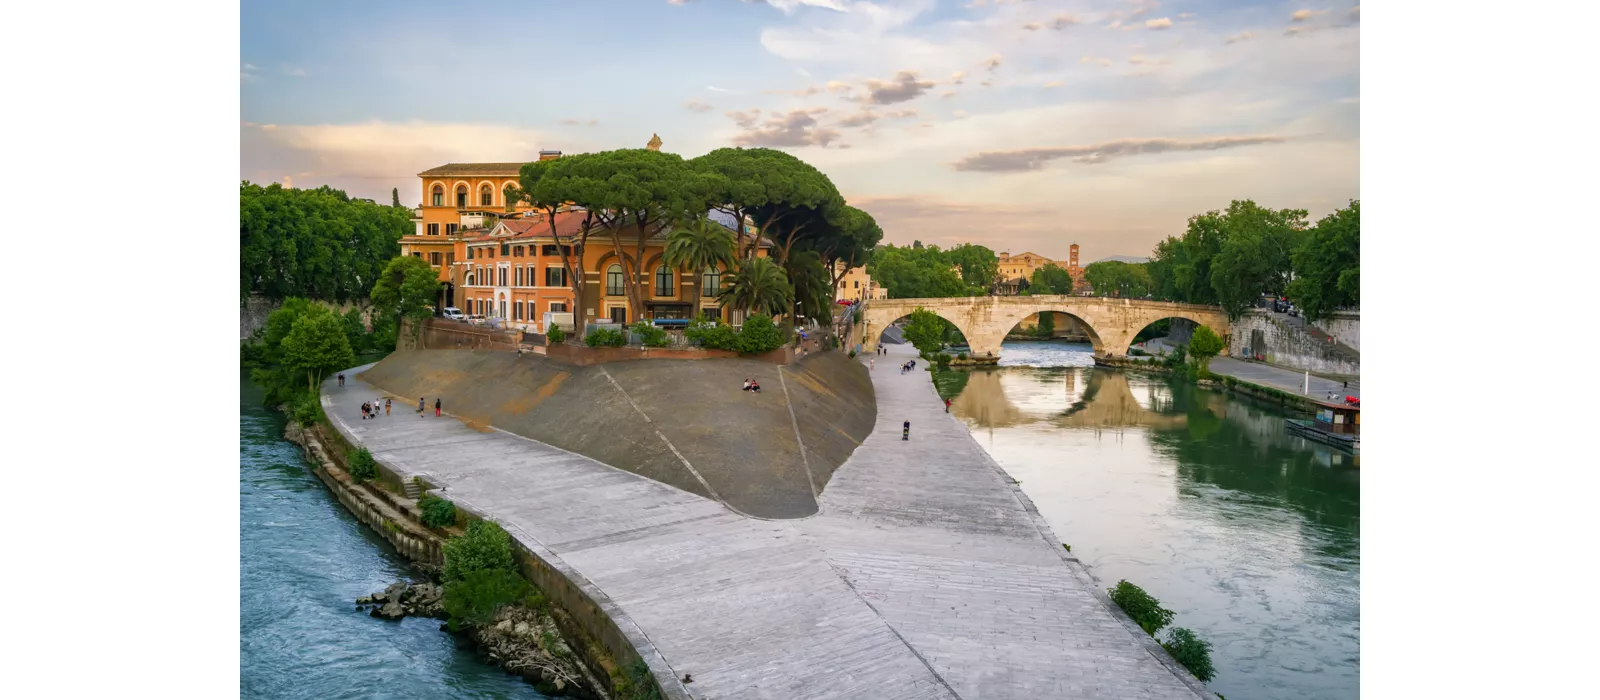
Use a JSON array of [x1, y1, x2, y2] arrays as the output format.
[[750, 381, 761, 393], [742, 379, 751, 391]]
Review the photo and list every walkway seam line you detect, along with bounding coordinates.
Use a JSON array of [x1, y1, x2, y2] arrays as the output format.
[[777, 366, 821, 500], [598, 366, 727, 506]]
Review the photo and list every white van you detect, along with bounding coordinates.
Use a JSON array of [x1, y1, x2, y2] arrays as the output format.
[[441, 307, 465, 321]]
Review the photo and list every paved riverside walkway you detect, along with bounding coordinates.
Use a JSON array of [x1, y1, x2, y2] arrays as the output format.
[[1208, 357, 1360, 400], [324, 346, 1210, 700]]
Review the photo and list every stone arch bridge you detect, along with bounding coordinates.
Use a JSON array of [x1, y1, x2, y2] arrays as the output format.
[[861, 296, 1230, 359]]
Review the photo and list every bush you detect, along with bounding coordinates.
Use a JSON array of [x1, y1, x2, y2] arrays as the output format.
[[734, 315, 784, 354], [936, 352, 951, 368], [584, 327, 625, 347], [685, 320, 738, 350], [1108, 580, 1175, 635], [419, 494, 457, 528], [957, 352, 968, 361], [848, 349, 857, 358], [290, 392, 323, 427], [347, 447, 378, 483], [443, 520, 516, 582], [1161, 627, 1217, 682], [442, 568, 530, 631], [547, 326, 565, 344], [630, 321, 669, 348]]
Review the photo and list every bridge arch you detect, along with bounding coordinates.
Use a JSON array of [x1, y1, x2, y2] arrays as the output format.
[[862, 305, 978, 354]]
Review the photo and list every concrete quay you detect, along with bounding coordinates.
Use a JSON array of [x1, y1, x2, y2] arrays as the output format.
[[323, 345, 1213, 700]]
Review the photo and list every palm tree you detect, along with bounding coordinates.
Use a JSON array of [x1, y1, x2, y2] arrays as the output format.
[[663, 216, 736, 321], [718, 256, 792, 322]]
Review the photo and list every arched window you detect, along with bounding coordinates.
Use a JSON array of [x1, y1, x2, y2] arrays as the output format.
[[654, 265, 674, 297], [480, 184, 493, 206], [431, 185, 443, 207], [606, 264, 625, 296], [701, 267, 720, 298], [456, 185, 468, 208]]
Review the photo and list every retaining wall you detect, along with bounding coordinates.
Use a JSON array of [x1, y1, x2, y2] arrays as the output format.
[[1227, 310, 1360, 376], [1313, 311, 1361, 352]]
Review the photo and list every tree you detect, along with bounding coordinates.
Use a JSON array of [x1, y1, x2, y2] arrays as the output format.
[[1187, 325, 1224, 373], [370, 255, 441, 347], [1034, 311, 1055, 338], [281, 305, 355, 391], [391, 188, 401, 208], [1084, 261, 1152, 298], [902, 308, 947, 356], [946, 243, 1000, 292], [868, 243, 968, 298], [718, 256, 792, 318], [1208, 200, 1309, 317], [1029, 263, 1075, 295], [520, 156, 603, 335], [1286, 200, 1360, 322], [713, 149, 843, 263], [783, 248, 834, 331], [566, 149, 710, 322], [240, 181, 408, 302], [662, 216, 736, 322], [823, 206, 884, 291], [260, 297, 319, 364]]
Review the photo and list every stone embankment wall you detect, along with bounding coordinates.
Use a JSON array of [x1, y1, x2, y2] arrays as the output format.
[[1227, 310, 1360, 376], [1314, 311, 1361, 351], [241, 293, 370, 339], [356, 349, 875, 519]]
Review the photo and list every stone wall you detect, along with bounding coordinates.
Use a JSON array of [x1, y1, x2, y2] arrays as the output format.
[[1313, 311, 1361, 352], [546, 342, 794, 366], [1228, 310, 1360, 376]]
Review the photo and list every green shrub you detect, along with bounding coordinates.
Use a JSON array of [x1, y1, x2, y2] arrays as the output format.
[[734, 315, 784, 354], [957, 352, 968, 361], [685, 320, 738, 350], [1108, 580, 1175, 635], [290, 392, 323, 427], [443, 520, 516, 582], [629, 321, 669, 348], [848, 349, 857, 358], [347, 447, 378, 483], [616, 659, 663, 700], [419, 494, 457, 528], [1161, 627, 1216, 682], [442, 568, 530, 631], [584, 327, 626, 347], [547, 326, 565, 344]]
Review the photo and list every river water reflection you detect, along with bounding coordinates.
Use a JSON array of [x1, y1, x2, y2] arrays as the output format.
[[935, 341, 1359, 700], [240, 372, 547, 699]]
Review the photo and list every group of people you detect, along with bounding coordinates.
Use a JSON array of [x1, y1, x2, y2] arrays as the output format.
[[741, 378, 762, 393], [899, 360, 917, 374], [360, 397, 389, 420]]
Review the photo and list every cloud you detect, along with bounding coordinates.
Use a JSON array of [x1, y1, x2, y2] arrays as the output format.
[[860, 70, 936, 104], [241, 63, 260, 82], [684, 100, 714, 113], [1350, 5, 1360, 21], [706, 85, 736, 93], [560, 118, 598, 126], [726, 109, 764, 128], [951, 135, 1288, 172], [1145, 18, 1172, 30], [1128, 55, 1170, 66], [950, 71, 965, 84], [1285, 25, 1309, 36], [1225, 31, 1253, 44], [282, 175, 293, 188], [1051, 13, 1080, 29], [1338, 96, 1359, 104], [1023, 21, 1043, 31], [729, 107, 840, 147], [1043, 81, 1064, 88], [885, 108, 917, 118], [755, 0, 849, 12], [837, 110, 880, 128], [768, 85, 825, 96], [796, 67, 812, 77], [984, 53, 1003, 71], [1291, 9, 1325, 22], [940, 90, 955, 98], [825, 80, 854, 94], [953, 110, 968, 117]]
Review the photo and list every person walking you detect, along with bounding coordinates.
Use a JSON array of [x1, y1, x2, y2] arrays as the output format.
[[945, 398, 951, 413], [869, 358, 875, 370], [418, 397, 425, 415], [902, 420, 910, 440], [338, 373, 345, 387], [385, 398, 391, 416], [434, 398, 441, 417]]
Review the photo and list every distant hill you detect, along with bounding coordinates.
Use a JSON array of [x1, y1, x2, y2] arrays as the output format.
[[1093, 255, 1149, 264]]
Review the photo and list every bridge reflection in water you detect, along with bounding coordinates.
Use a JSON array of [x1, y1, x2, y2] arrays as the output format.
[[933, 360, 1361, 700]]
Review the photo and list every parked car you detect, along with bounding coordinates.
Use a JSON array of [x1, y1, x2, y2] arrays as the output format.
[[466, 314, 487, 326], [442, 307, 465, 321]]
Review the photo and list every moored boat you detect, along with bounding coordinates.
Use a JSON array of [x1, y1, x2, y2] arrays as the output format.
[[1285, 398, 1360, 456]]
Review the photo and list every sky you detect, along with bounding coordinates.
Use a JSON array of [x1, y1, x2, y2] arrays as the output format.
[[241, 0, 1358, 261]]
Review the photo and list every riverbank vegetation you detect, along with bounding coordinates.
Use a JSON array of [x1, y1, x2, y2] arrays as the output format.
[[1108, 580, 1217, 683], [240, 181, 410, 302], [868, 241, 997, 298]]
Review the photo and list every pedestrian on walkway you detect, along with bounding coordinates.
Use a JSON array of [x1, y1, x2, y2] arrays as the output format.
[[338, 373, 344, 387], [435, 398, 441, 417], [361, 402, 370, 420], [869, 358, 875, 370], [902, 420, 910, 440], [385, 398, 391, 416], [418, 397, 425, 415], [945, 398, 951, 413]]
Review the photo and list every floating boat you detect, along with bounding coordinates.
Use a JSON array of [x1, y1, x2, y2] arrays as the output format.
[[1285, 398, 1360, 455]]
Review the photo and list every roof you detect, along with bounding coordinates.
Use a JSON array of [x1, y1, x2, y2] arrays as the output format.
[[464, 209, 767, 245], [417, 163, 527, 178]]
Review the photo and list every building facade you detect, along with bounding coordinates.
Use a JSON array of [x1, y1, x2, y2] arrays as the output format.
[[834, 261, 886, 302], [992, 244, 1089, 295]]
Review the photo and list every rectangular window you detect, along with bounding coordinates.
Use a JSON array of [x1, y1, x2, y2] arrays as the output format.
[[446, 223, 458, 236], [550, 302, 568, 313], [499, 267, 507, 287], [654, 267, 674, 297], [515, 266, 523, 287], [514, 301, 522, 320], [500, 243, 511, 256], [412, 252, 421, 258], [429, 252, 442, 266], [427, 223, 440, 236], [446, 252, 455, 265], [606, 268, 625, 297], [488, 248, 495, 259], [854, 280, 860, 289], [546, 267, 567, 287], [432, 191, 443, 207], [702, 269, 720, 298], [513, 246, 523, 257], [542, 244, 557, 256], [609, 307, 627, 324]]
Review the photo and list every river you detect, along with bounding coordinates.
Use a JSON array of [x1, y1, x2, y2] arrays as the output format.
[[936, 340, 1360, 700], [239, 372, 548, 699]]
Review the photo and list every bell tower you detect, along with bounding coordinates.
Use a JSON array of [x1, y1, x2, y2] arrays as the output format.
[[1069, 243, 1080, 270]]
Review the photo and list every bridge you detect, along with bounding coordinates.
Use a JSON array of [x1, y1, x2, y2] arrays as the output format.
[[860, 296, 1230, 360]]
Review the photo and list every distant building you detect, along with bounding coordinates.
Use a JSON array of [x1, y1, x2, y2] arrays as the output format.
[[834, 261, 885, 302], [990, 244, 1088, 295]]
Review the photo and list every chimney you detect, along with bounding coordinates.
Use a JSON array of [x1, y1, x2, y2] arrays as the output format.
[[538, 150, 561, 161]]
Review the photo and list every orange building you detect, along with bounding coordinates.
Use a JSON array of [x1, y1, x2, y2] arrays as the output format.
[[398, 152, 562, 287], [993, 244, 1088, 294], [450, 209, 766, 333]]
